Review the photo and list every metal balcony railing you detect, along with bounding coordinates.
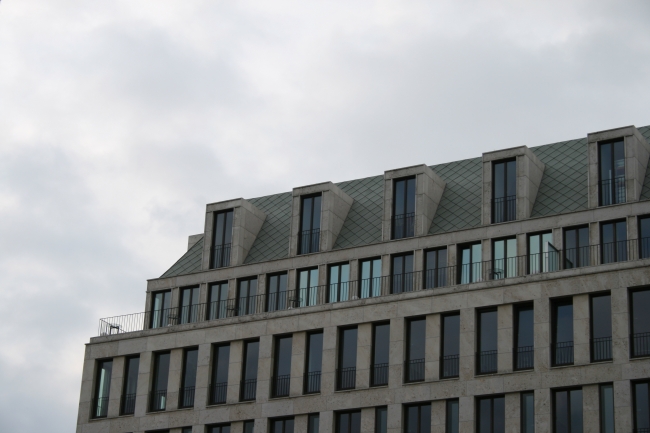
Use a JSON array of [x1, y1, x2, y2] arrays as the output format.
[[476, 350, 498, 374], [514, 346, 534, 370], [599, 176, 626, 206], [91, 396, 109, 418], [210, 382, 228, 405], [239, 379, 257, 402], [404, 359, 425, 383], [631, 332, 650, 358], [492, 195, 516, 223], [299, 229, 320, 255], [149, 389, 167, 412], [178, 386, 195, 408], [120, 393, 136, 415], [337, 367, 356, 390], [210, 243, 231, 269], [392, 212, 415, 239], [304, 371, 321, 394], [371, 363, 389, 386], [272, 375, 290, 398], [591, 337, 612, 362], [552, 342, 574, 366], [440, 355, 459, 379]]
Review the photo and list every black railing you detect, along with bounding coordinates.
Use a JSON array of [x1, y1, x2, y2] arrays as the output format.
[[392, 212, 415, 239], [92, 396, 109, 418], [337, 367, 356, 390], [210, 382, 228, 405], [602, 240, 629, 264], [304, 371, 321, 394], [591, 337, 612, 362], [599, 176, 626, 206], [476, 350, 497, 374], [178, 386, 195, 408], [371, 363, 389, 386], [492, 195, 516, 223], [631, 332, 650, 358], [149, 390, 167, 412], [240, 379, 257, 402], [392, 272, 415, 294], [552, 342, 574, 366], [440, 355, 459, 379], [272, 375, 290, 398], [640, 237, 650, 259], [178, 304, 201, 325], [208, 300, 230, 321], [211, 243, 231, 269], [404, 358, 425, 382], [120, 393, 136, 415], [634, 429, 650, 433], [514, 346, 534, 370], [425, 267, 448, 289], [299, 229, 320, 255]]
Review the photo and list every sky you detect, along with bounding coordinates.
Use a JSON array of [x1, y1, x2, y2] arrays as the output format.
[[0, 0, 649, 431]]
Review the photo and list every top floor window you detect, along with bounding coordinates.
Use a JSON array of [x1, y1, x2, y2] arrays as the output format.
[[299, 195, 321, 255], [599, 140, 625, 206], [211, 210, 233, 269], [92, 359, 112, 418], [492, 160, 516, 223], [564, 226, 589, 269], [601, 220, 627, 264], [392, 177, 415, 239], [151, 290, 172, 329]]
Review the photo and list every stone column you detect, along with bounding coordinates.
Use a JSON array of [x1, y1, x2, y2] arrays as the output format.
[[611, 287, 629, 364], [573, 294, 590, 366], [414, 249, 424, 273], [534, 300, 550, 373], [290, 332, 306, 397], [517, 233, 527, 260], [389, 317, 404, 388], [77, 357, 94, 423], [614, 380, 632, 433], [195, 343, 211, 410], [134, 351, 152, 417], [534, 388, 551, 433], [198, 282, 209, 306], [320, 410, 334, 433], [431, 400, 446, 431], [459, 396, 474, 432], [498, 304, 513, 374], [255, 417, 268, 433], [227, 279, 238, 303], [321, 326, 337, 394], [387, 403, 402, 433], [229, 421, 244, 433], [425, 314, 440, 381], [226, 341, 243, 404], [295, 414, 309, 432], [361, 407, 375, 433], [167, 348, 184, 410], [256, 335, 273, 403], [589, 221, 600, 266], [459, 308, 475, 381], [107, 356, 124, 418], [357, 323, 372, 389], [504, 392, 520, 433], [583, 384, 600, 433]]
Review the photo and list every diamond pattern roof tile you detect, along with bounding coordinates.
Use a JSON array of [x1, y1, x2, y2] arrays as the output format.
[[244, 192, 292, 264], [333, 175, 384, 249], [160, 236, 204, 278]]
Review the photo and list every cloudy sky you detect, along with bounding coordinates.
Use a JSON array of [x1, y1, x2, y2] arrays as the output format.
[[1, 0, 649, 431]]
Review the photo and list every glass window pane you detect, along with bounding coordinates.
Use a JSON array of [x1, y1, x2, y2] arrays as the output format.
[[308, 414, 320, 433], [408, 318, 426, 361], [182, 348, 198, 389], [494, 162, 505, 199], [478, 398, 492, 433], [516, 306, 534, 348], [213, 344, 230, 384], [570, 389, 583, 433], [632, 290, 650, 335], [493, 396, 505, 433], [373, 323, 390, 365], [307, 332, 323, 373], [443, 314, 460, 356], [446, 400, 459, 433], [243, 341, 259, 381], [600, 384, 614, 433], [555, 302, 574, 343], [340, 328, 358, 369], [635, 382, 650, 430], [406, 406, 419, 433], [154, 353, 170, 392], [244, 421, 255, 433], [274, 336, 292, 377], [521, 392, 534, 433], [479, 310, 498, 353], [375, 407, 387, 433], [591, 295, 612, 339], [555, 390, 569, 433]]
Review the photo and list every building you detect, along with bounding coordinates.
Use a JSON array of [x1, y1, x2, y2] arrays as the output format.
[[77, 124, 650, 433]]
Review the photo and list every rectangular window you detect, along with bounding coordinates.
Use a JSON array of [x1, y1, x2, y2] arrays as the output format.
[[514, 304, 534, 370], [446, 399, 459, 433], [392, 177, 416, 239], [305, 331, 323, 394], [93, 359, 113, 418], [337, 411, 361, 433], [598, 140, 625, 206], [237, 278, 258, 316], [477, 395, 505, 433], [552, 299, 574, 366], [121, 356, 139, 415], [529, 231, 558, 274], [240, 340, 259, 401], [375, 407, 387, 433], [392, 253, 414, 293], [150, 290, 172, 329], [244, 421, 255, 433], [599, 384, 614, 433], [564, 226, 590, 269], [150, 352, 170, 412], [308, 414, 320, 433], [329, 263, 350, 303], [631, 288, 650, 357], [338, 327, 357, 390], [267, 273, 288, 312], [182, 427, 192, 433], [211, 209, 233, 268], [477, 309, 498, 374], [371, 323, 390, 386], [492, 159, 516, 223], [590, 294, 612, 362], [553, 388, 583, 433], [601, 220, 627, 264], [210, 344, 230, 405], [179, 286, 200, 324], [405, 403, 431, 433], [270, 417, 294, 433], [298, 267, 319, 307], [208, 282, 229, 320], [441, 313, 460, 378], [493, 237, 517, 279], [425, 248, 448, 288], [299, 195, 321, 254], [209, 425, 230, 433], [272, 335, 292, 398], [639, 216, 650, 259], [521, 392, 534, 433], [459, 243, 482, 284], [359, 258, 382, 298], [179, 348, 198, 408], [406, 318, 426, 382], [634, 381, 650, 433]]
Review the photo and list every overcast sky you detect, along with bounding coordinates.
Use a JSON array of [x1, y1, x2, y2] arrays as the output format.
[[1, 1, 649, 431]]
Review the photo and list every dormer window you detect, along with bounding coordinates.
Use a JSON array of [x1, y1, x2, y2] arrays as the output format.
[[392, 177, 415, 239], [299, 195, 321, 255], [211, 209, 233, 269], [599, 140, 625, 206], [492, 160, 516, 223]]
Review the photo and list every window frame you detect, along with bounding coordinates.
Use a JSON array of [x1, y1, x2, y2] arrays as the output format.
[[236, 277, 258, 316], [336, 410, 362, 433], [240, 339, 259, 402], [359, 257, 382, 298], [638, 215, 650, 259], [424, 247, 448, 289], [266, 272, 289, 312], [633, 380, 650, 433], [521, 391, 535, 433], [272, 334, 293, 398], [179, 347, 199, 408], [597, 139, 626, 206], [304, 330, 323, 394], [337, 326, 358, 390], [179, 285, 200, 325], [296, 266, 319, 307], [513, 303, 534, 371], [551, 297, 574, 367], [210, 343, 230, 405], [299, 194, 322, 255], [370, 322, 390, 387], [92, 358, 113, 419], [405, 317, 426, 383], [440, 312, 461, 379], [552, 387, 583, 433], [150, 290, 172, 329], [211, 209, 233, 269], [629, 287, 650, 358], [563, 225, 590, 269], [458, 242, 483, 284], [120, 355, 139, 415], [491, 236, 517, 280], [491, 158, 516, 223], [404, 402, 432, 433], [476, 308, 498, 375], [600, 219, 628, 264], [328, 262, 350, 303], [208, 281, 229, 320], [270, 417, 295, 433], [589, 292, 612, 362], [391, 252, 414, 294], [475, 394, 505, 433], [392, 176, 416, 239]]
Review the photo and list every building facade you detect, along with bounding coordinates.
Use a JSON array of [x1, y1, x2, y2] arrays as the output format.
[[77, 125, 650, 433]]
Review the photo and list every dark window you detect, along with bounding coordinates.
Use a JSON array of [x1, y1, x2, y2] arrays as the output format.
[[553, 388, 583, 433], [477, 309, 498, 374], [305, 332, 323, 394], [492, 159, 516, 223], [405, 403, 431, 433], [336, 411, 361, 433], [92, 359, 112, 418], [308, 414, 320, 433], [446, 399, 459, 433], [552, 299, 574, 366], [179, 286, 200, 324], [601, 220, 627, 263], [267, 273, 289, 312], [179, 348, 198, 408], [493, 238, 517, 279], [631, 288, 650, 357], [210, 344, 230, 404], [237, 278, 258, 316], [477, 395, 505, 433], [329, 263, 350, 302], [121, 356, 139, 415], [182, 428, 192, 433], [298, 268, 319, 307], [338, 327, 357, 390], [244, 421, 254, 433], [272, 336, 292, 398], [299, 195, 321, 254], [209, 424, 231, 433], [521, 392, 534, 433], [392, 253, 414, 293], [150, 352, 170, 412], [270, 417, 294, 433], [459, 243, 482, 284], [564, 226, 590, 269], [240, 341, 259, 401], [634, 381, 650, 433], [590, 294, 612, 362], [208, 282, 229, 320], [529, 231, 559, 274], [375, 407, 387, 433], [598, 140, 625, 206], [371, 323, 390, 386], [150, 290, 172, 329], [211, 210, 233, 268], [425, 248, 448, 288], [514, 304, 534, 370], [600, 384, 614, 433], [406, 318, 425, 382], [639, 216, 650, 259], [392, 177, 416, 239], [441, 313, 460, 378], [360, 258, 382, 298]]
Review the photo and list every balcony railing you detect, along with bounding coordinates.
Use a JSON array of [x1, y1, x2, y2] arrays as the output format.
[[404, 358, 425, 382], [599, 176, 626, 206], [631, 332, 650, 358], [371, 363, 389, 386], [392, 212, 415, 239], [120, 393, 136, 415], [178, 386, 195, 408], [552, 341, 574, 366], [476, 350, 497, 374], [634, 429, 650, 433], [272, 375, 290, 398], [304, 371, 321, 394], [591, 337, 612, 362], [492, 195, 516, 223], [440, 355, 459, 379], [92, 396, 109, 418], [514, 346, 534, 370], [337, 367, 356, 390], [149, 389, 167, 412], [211, 243, 231, 269], [299, 229, 320, 255], [210, 382, 228, 405], [240, 379, 257, 402]]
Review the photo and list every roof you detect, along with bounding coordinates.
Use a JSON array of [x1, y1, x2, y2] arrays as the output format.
[[160, 125, 650, 278]]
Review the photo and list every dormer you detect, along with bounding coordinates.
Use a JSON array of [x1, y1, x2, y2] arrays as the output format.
[[201, 198, 266, 270]]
